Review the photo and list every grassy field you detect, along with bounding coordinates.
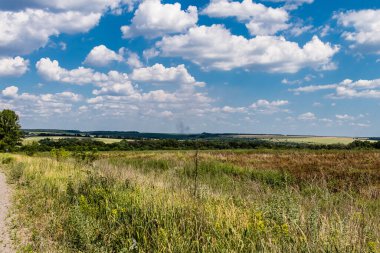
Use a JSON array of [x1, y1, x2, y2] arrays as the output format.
[[229, 134, 360, 145], [23, 134, 367, 146], [266, 136, 357, 145], [1, 150, 380, 252], [23, 136, 122, 145]]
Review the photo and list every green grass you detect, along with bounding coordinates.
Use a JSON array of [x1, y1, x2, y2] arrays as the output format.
[[1, 150, 380, 252]]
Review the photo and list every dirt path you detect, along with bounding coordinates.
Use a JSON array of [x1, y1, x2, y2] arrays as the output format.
[[0, 172, 14, 253]]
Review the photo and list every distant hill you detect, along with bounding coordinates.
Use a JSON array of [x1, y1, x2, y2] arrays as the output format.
[[23, 129, 377, 143], [23, 129, 248, 140]]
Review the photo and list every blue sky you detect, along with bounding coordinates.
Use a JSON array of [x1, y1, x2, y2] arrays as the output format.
[[0, 0, 380, 136]]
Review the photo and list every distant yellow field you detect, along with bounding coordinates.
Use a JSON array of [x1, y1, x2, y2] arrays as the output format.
[[23, 136, 122, 145], [230, 134, 367, 145], [266, 137, 356, 145]]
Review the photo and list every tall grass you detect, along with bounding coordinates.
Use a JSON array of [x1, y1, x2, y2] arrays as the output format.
[[1, 150, 379, 252]]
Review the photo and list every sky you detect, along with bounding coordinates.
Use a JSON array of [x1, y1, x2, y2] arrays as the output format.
[[0, 0, 380, 136]]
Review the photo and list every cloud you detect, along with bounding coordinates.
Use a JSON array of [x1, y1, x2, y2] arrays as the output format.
[[200, 98, 289, 116], [281, 74, 315, 85], [349, 123, 370, 128], [84, 45, 123, 67], [289, 24, 313, 37], [0, 0, 140, 56], [335, 114, 355, 121], [220, 106, 246, 113], [34, 58, 290, 125], [0, 9, 100, 55], [155, 25, 339, 73], [0, 0, 133, 13], [36, 58, 139, 98], [121, 0, 198, 38], [335, 9, 380, 54], [1, 86, 19, 98], [131, 63, 205, 87], [36, 58, 129, 86], [334, 86, 380, 99], [143, 48, 160, 61], [36, 58, 207, 99], [0, 56, 29, 76], [83, 46, 143, 68], [1, 86, 82, 102], [202, 0, 289, 36], [298, 112, 316, 121], [35, 58, 214, 118], [267, 0, 313, 10], [290, 78, 380, 99], [290, 84, 338, 93], [92, 83, 136, 96], [126, 52, 143, 68], [250, 99, 289, 113], [0, 85, 82, 117]]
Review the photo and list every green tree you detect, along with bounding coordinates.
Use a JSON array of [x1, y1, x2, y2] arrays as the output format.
[[0, 109, 23, 151]]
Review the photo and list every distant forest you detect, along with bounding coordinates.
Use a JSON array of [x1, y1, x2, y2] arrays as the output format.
[[19, 137, 380, 153]]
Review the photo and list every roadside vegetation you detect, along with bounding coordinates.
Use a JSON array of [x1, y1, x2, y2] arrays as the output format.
[[1, 150, 379, 252]]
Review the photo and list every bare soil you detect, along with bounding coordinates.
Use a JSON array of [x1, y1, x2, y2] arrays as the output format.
[[0, 172, 13, 253]]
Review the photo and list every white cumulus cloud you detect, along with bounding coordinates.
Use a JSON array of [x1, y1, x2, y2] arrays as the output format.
[[298, 112, 316, 121], [250, 99, 289, 114], [126, 52, 143, 68], [0, 9, 100, 55], [336, 9, 380, 54], [36, 58, 125, 86], [0, 56, 29, 76], [0, 85, 83, 116], [121, 0, 198, 38], [1, 86, 19, 98], [0, 0, 140, 56], [156, 25, 339, 73], [203, 0, 289, 36], [131, 63, 205, 87], [84, 45, 124, 67]]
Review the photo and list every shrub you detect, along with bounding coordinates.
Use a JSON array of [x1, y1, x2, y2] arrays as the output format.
[[1, 156, 15, 164], [9, 162, 25, 183], [50, 148, 70, 161], [72, 148, 99, 165]]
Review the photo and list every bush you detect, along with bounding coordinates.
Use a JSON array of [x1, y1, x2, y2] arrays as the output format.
[[50, 148, 70, 161], [1, 156, 15, 164], [72, 148, 99, 165], [9, 162, 25, 183], [24, 142, 39, 156]]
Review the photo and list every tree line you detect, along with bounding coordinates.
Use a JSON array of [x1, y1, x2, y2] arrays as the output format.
[[19, 137, 380, 153], [1, 109, 380, 153]]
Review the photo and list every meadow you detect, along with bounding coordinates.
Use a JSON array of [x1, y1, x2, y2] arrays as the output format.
[[265, 137, 357, 145], [22, 133, 371, 146], [1, 150, 380, 252], [22, 136, 122, 145]]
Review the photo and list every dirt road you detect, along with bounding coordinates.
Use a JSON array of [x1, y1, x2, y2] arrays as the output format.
[[0, 172, 13, 252]]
